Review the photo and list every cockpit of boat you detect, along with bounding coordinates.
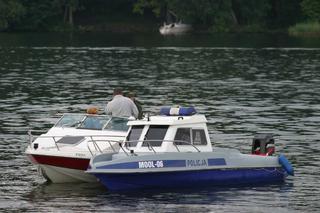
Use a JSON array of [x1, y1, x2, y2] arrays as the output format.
[[55, 113, 129, 131], [121, 107, 213, 153]]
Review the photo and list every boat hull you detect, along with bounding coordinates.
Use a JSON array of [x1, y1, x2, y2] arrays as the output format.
[[93, 167, 286, 191], [38, 164, 97, 183], [27, 154, 94, 183], [159, 23, 192, 35]]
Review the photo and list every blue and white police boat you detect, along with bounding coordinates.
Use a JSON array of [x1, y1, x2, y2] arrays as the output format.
[[87, 107, 294, 191]]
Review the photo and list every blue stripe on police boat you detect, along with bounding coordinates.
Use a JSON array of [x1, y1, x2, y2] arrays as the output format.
[[208, 158, 226, 166], [97, 160, 186, 170], [97, 162, 138, 169], [96, 159, 225, 170]]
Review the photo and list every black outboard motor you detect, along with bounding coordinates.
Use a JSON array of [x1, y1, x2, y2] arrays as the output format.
[[252, 133, 275, 156]]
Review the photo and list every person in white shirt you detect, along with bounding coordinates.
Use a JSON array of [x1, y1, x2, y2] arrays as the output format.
[[106, 88, 138, 118]]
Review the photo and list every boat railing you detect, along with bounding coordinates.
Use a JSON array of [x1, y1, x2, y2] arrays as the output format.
[[86, 139, 124, 156], [28, 129, 124, 152], [28, 129, 49, 145], [120, 139, 201, 156]]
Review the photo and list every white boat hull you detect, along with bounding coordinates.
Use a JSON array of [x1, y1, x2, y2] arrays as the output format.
[[27, 152, 96, 183], [38, 164, 97, 183], [159, 23, 192, 35], [25, 113, 127, 183]]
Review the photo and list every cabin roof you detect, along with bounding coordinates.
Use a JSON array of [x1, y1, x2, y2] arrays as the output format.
[[128, 114, 207, 126]]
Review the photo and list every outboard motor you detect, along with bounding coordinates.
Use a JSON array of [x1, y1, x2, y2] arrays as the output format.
[[252, 133, 275, 156]]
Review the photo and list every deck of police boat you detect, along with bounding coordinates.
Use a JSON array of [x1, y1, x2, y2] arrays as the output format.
[[87, 107, 294, 191], [25, 113, 128, 183]]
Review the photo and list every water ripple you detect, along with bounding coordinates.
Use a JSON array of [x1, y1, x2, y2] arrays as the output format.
[[0, 47, 320, 212]]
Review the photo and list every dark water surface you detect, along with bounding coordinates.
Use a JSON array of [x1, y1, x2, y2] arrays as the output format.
[[0, 33, 320, 212]]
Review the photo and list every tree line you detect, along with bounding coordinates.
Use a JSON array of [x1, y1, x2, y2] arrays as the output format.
[[0, 0, 319, 32]]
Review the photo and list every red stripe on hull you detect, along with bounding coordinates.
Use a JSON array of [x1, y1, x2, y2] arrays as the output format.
[[27, 154, 90, 170]]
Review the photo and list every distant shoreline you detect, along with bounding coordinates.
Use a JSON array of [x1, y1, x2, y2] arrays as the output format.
[[289, 22, 320, 37], [4, 24, 319, 37]]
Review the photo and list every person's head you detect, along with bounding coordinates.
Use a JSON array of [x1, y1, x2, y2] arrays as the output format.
[[87, 107, 98, 114], [127, 91, 136, 100], [113, 88, 123, 96]]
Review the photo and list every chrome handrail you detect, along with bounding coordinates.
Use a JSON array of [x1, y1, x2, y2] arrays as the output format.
[[87, 140, 124, 156], [28, 130, 125, 153], [28, 129, 48, 145], [28, 129, 125, 141], [52, 136, 59, 151], [123, 139, 201, 153]]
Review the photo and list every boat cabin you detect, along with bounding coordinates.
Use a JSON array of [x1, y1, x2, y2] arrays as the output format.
[[121, 107, 213, 153], [28, 113, 129, 151]]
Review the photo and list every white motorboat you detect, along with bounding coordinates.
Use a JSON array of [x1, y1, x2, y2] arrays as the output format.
[[25, 113, 128, 183], [159, 22, 192, 35], [87, 107, 294, 191]]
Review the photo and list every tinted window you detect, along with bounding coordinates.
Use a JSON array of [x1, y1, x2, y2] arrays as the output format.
[[143, 125, 168, 147], [192, 129, 207, 145], [126, 126, 144, 147], [57, 136, 85, 144], [174, 128, 191, 145]]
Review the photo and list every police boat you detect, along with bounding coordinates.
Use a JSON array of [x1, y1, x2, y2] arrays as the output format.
[[87, 107, 294, 191]]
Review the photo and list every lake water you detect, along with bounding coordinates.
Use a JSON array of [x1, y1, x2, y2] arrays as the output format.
[[0, 33, 320, 212]]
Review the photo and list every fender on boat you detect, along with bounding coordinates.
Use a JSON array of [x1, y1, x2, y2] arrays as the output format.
[[278, 154, 294, 176]]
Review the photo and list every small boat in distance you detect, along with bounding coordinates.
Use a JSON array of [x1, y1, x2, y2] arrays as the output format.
[[25, 113, 128, 183], [159, 22, 192, 35], [87, 107, 294, 191]]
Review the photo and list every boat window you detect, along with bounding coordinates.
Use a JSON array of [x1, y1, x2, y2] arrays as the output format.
[[126, 126, 144, 147], [55, 114, 85, 128], [78, 115, 109, 130], [142, 125, 168, 147], [104, 117, 129, 131], [174, 128, 191, 145], [57, 136, 85, 144], [192, 129, 207, 145]]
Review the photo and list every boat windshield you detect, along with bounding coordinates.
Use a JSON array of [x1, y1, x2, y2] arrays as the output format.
[[55, 114, 86, 128], [78, 115, 110, 130], [104, 117, 129, 132], [55, 114, 129, 131]]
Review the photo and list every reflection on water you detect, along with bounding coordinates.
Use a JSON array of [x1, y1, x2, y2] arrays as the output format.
[[0, 42, 320, 212], [17, 181, 293, 212]]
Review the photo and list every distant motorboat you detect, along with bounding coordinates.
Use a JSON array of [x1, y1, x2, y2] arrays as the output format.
[[159, 22, 192, 35]]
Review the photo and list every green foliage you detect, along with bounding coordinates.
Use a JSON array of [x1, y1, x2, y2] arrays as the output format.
[[132, 0, 273, 32], [168, 0, 232, 25], [0, 0, 319, 32], [266, 0, 301, 28], [133, 0, 165, 17], [16, 0, 62, 30], [301, 0, 320, 21], [0, 0, 25, 31], [232, 0, 270, 26], [133, 0, 236, 31], [289, 21, 320, 36]]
